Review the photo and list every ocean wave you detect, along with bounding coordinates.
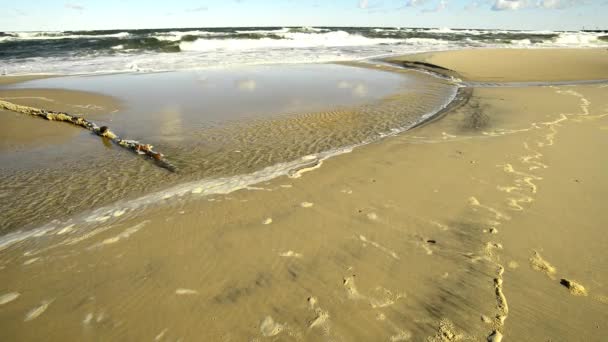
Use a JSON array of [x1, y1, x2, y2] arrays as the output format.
[[1, 27, 606, 75], [552, 32, 602, 45], [179, 30, 398, 52], [10, 31, 131, 40]]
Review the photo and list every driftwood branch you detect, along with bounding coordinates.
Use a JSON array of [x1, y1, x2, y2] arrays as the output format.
[[0, 100, 177, 172]]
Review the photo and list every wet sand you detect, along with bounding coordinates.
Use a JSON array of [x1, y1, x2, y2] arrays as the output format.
[[1, 49, 608, 341], [0, 75, 57, 86], [0, 65, 455, 233]]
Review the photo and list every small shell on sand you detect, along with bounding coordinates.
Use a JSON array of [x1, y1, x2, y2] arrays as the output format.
[[300, 202, 314, 208], [560, 279, 588, 296], [262, 218, 273, 225]]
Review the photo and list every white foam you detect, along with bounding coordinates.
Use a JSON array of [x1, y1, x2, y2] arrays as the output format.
[[179, 31, 399, 52], [404, 38, 449, 45], [9, 31, 130, 41], [552, 32, 601, 46], [95, 221, 148, 246], [2, 29, 607, 76]]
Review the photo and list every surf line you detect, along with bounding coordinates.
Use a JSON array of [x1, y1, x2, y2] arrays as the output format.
[[0, 100, 177, 172]]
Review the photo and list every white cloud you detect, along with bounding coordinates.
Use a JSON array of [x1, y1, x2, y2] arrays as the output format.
[[492, 0, 583, 10], [492, 0, 529, 10], [358, 0, 369, 9], [65, 3, 84, 11]]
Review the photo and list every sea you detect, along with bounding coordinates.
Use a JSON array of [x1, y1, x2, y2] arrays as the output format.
[[1, 26, 607, 75]]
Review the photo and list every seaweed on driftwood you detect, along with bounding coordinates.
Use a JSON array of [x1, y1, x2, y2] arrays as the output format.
[[0, 100, 177, 172]]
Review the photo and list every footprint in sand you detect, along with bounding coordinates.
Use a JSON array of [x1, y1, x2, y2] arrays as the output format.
[[482, 227, 499, 234], [530, 251, 592, 297], [260, 316, 283, 337], [343, 275, 364, 300], [307, 297, 331, 334], [427, 319, 466, 342], [342, 276, 405, 309], [529, 251, 557, 278], [560, 279, 588, 297]]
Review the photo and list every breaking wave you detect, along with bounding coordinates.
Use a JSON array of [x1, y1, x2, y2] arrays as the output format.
[[0, 27, 606, 75]]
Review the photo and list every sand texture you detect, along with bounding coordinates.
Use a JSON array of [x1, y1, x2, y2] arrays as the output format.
[[0, 49, 607, 341], [387, 48, 608, 82]]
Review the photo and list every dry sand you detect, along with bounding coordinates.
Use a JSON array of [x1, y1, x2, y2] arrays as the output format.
[[0, 49, 607, 341], [387, 48, 608, 82]]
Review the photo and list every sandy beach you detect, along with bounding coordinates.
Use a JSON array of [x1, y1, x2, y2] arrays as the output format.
[[1, 48, 607, 341]]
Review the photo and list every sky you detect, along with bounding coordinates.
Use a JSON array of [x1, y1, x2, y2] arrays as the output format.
[[2, 0, 607, 32]]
